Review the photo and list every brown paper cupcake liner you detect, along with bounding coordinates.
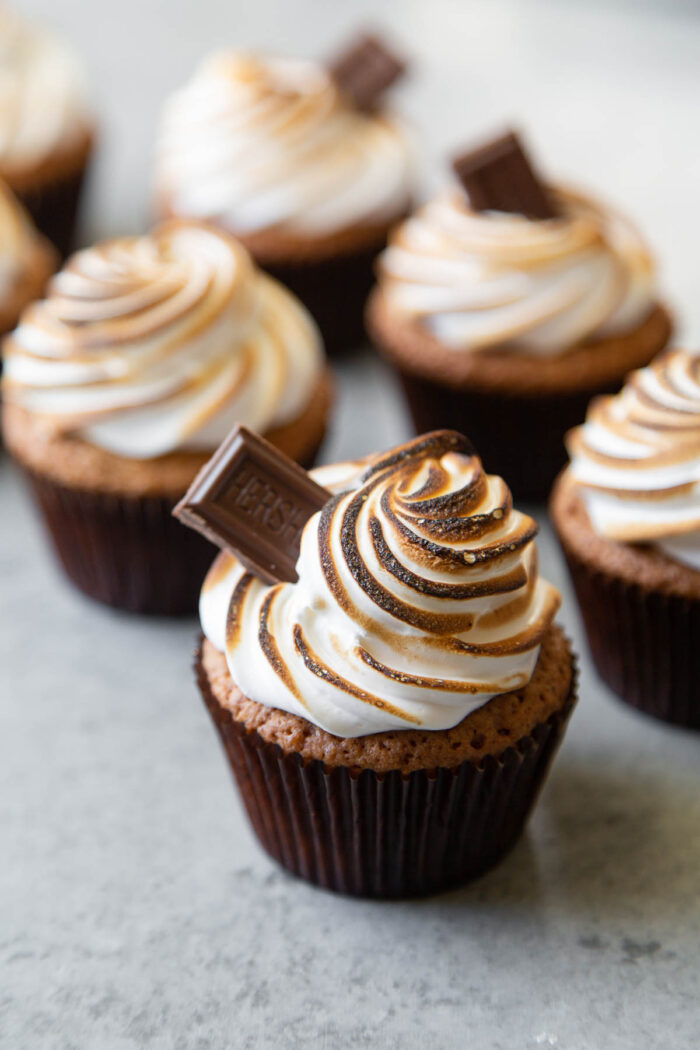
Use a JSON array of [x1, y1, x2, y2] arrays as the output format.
[[24, 467, 215, 615], [398, 370, 620, 500], [264, 241, 385, 358], [560, 541, 700, 729], [197, 642, 578, 898], [16, 429, 324, 615], [16, 165, 88, 259]]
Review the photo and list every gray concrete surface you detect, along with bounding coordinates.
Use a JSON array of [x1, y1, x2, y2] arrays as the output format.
[[2, 1, 699, 1047]]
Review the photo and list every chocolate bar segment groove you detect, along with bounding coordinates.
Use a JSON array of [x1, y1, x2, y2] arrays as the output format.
[[329, 32, 406, 111], [174, 425, 329, 584], [452, 130, 558, 220]]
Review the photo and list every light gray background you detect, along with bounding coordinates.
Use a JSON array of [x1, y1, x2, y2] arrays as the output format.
[[2, 1, 699, 1048]]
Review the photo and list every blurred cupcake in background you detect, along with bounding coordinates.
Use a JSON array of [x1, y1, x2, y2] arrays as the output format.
[[2, 221, 331, 614], [0, 181, 56, 342], [0, 8, 94, 257], [551, 348, 700, 728], [154, 35, 413, 355], [195, 429, 577, 897], [367, 130, 672, 498]]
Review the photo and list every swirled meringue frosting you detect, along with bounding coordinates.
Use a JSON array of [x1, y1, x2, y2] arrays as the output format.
[[377, 186, 655, 354], [2, 221, 323, 458], [154, 51, 412, 238], [201, 431, 560, 737], [0, 9, 90, 173], [0, 179, 53, 301], [567, 349, 700, 569]]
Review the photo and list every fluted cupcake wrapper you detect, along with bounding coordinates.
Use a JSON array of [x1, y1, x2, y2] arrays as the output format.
[[264, 240, 385, 358], [17, 164, 88, 259], [197, 642, 578, 898], [22, 468, 214, 615], [396, 370, 621, 501], [17, 434, 323, 615], [560, 541, 700, 729]]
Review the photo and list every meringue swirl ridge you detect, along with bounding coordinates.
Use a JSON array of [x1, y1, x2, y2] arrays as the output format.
[[2, 220, 322, 458], [201, 430, 560, 737], [0, 9, 90, 172], [155, 52, 411, 237], [377, 187, 654, 354], [567, 348, 700, 566]]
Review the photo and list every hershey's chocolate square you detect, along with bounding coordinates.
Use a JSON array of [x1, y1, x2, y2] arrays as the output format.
[[329, 32, 406, 111], [452, 130, 558, 220], [173, 426, 329, 584]]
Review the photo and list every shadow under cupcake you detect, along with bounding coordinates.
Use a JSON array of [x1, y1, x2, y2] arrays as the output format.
[[181, 427, 577, 898]]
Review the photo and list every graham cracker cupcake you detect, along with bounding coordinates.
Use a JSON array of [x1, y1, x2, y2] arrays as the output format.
[[2, 221, 331, 614], [153, 37, 413, 355], [0, 9, 94, 257], [551, 348, 700, 728], [367, 131, 672, 497], [190, 429, 577, 897], [0, 181, 57, 341]]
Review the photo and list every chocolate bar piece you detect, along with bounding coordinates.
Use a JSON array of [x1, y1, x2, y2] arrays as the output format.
[[173, 426, 329, 584], [329, 32, 406, 111], [452, 130, 558, 220]]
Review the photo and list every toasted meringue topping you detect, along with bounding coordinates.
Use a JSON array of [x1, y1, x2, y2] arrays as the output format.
[[377, 186, 655, 354], [200, 431, 560, 737], [0, 10, 90, 172], [2, 221, 322, 458], [154, 51, 412, 236], [568, 348, 700, 568], [0, 179, 53, 299]]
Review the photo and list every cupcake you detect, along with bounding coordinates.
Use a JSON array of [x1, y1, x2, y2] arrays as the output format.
[[153, 39, 412, 355], [191, 429, 577, 897], [551, 348, 700, 728], [0, 180, 57, 341], [0, 9, 94, 257], [366, 131, 672, 498], [2, 221, 331, 615]]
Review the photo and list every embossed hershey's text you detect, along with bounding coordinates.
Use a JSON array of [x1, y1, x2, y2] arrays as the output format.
[[219, 464, 310, 547]]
